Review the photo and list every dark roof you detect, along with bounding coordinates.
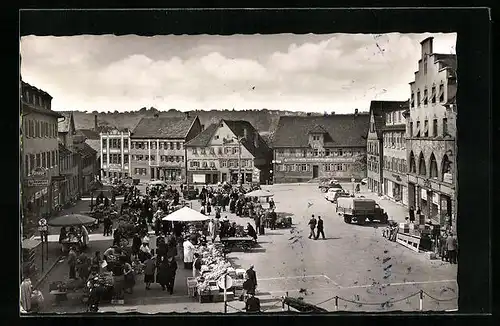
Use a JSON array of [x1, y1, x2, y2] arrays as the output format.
[[76, 129, 100, 140], [184, 123, 218, 147], [58, 112, 74, 133], [434, 53, 457, 71], [223, 120, 271, 158], [76, 142, 97, 157], [273, 114, 370, 148], [58, 143, 72, 156], [369, 101, 408, 139], [131, 116, 197, 139], [308, 124, 328, 134], [85, 139, 101, 159], [21, 81, 52, 99]]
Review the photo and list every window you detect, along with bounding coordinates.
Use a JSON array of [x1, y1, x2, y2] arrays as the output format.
[[176, 143, 181, 150], [232, 147, 238, 155], [429, 154, 438, 179], [416, 121, 421, 137], [218, 147, 223, 155], [210, 148, 215, 155], [431, 86, 436, 104], [424, 120, 429, 137], [443, 118, 448, 136], [433, 119, 438, 137], [210, 161, 216, 168], [338, 149, 343, 156], [124, 155, 129, 164], [423, 89, 428, 106], [423, 55, 428, 75], [36, 153, 41, 167], [418, 153, 427, 176], [409, 152, 416, 173], [313, 149, 319, 156], [200, 148, 206, 155], [417, 91, 421, 107], [439, 84, 445, 102], [325, 164, 331, 171], [387, 113, 392, 124], [221, 160, 227, 168], [102, 155, 107, 164], [410, 93, 415, 108], [51, 151, 55, 167], [169, 142, 174, 150], [325, 149, 330, 156], [409, 122, 413, 137], [192, 148, 198, 155], [300, 164, 308, 172], [202, 161, 208, 169], [102, 139, 107, 148]]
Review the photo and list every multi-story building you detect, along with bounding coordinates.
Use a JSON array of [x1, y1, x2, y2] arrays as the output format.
[[58, 112, 80, 203], [76, 115, 101, 180], [272, 111, 370, 183], [100, 130, 131, 180], [21, 81, 62, 219], [367, 101, 408, 195], [406, 37, 457, 228], [185, 119, 272, 185], [129, 115, 202, 182], [381, 102, 410, 205], [74, 139, 98, 195]]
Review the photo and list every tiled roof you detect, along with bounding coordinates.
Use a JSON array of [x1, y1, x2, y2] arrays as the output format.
[[308, 124, 328, 134], [184, 123, 218, 147], [434, 53, 457, 71], [369, 101, 408, 139], [223, 120, 271, 158], [76, 129, 100, 140], [85, 139, 101, 159], [58, 112, 74, 133], [76, 142, 97, 157], [21, 81, 52, 99], [273, 114, 370, 148], [58, 143, 72, 156], [131, 116, 197, 139]]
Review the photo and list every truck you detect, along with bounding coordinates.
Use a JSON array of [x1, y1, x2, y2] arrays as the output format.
[[336, 197, 388, 225]]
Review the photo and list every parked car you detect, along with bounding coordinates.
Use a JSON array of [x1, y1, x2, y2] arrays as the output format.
[[324, 187, 347, 202], [319, 179, 343, 193], [336, 197, 388, 225]]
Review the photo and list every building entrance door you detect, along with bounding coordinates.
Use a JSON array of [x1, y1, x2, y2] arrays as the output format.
[[212, 173, 219, 184], [312, 165, 319, 179]]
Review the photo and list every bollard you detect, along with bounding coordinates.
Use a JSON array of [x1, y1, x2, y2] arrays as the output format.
[[419, 290, 423, 311], [286, 292, 290, 311], [335, 296, 339, 312], [224, 301, 227, 314]]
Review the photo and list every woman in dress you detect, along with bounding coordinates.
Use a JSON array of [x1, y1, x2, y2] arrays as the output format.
[[143, 250, 156, 290], [123, 257, 135, 294]]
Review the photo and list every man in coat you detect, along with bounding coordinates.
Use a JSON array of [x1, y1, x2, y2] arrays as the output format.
[[314, 216, 325, 240], [68, 247, 77, 279], [246, 265, 257, 294], [409, 206, 415, 223], [308, 215, 317, 239], [245, 293, 261, 312]]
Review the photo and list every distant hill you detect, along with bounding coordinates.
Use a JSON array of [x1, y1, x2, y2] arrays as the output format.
[[63, 108, 363, 141]]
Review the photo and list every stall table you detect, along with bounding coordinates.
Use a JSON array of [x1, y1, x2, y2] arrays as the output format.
[[220, 237, 256, 252]]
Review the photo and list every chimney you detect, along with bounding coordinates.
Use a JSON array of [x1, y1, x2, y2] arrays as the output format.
[[243, 127, 248, 140], [254, 131, 259, 148], [420, 37, 434, 59], [94, 114, 98, 131], [185, 112, 190, 119], [354, 109, 359, 116], [201, 124, 205, 131]]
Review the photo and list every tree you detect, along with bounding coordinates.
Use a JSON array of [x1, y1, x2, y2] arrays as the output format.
[[351, 153, 367, 177]]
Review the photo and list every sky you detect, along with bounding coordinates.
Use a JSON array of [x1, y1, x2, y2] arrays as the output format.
[[20, 33, 456, 114]]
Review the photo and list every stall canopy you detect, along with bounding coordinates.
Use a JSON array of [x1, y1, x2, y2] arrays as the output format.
[[149, 180, 166, 186], [48, 214, 97, 226], [162, 207, 210, 222], [244, 189, 274, 198]]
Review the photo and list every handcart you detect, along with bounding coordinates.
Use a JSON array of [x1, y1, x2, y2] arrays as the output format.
[[220, 236, 256, 253]]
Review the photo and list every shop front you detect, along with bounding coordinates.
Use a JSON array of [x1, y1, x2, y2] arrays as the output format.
[[383, 172, 407, 206]]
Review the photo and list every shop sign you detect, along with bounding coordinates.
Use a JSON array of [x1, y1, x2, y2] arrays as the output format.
[[421, 189, 427, 200], [27, 179, 50, 187], [31, 167, 48, 178], [282, 157, 354, 163]]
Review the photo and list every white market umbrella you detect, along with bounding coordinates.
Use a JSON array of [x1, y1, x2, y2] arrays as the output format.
[[245, 189, 274, 198], [149, 180, 166, 186], [162, 207, 210, 222]]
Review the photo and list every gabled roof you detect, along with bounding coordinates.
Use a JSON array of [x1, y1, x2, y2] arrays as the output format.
[[308, 124, 328, 134], [21, 81, 52, 99], [58, 112, 75, 133], [184, 123, 218, 147], [85, 139, 101, 159], [131, 116, 197, 139], [76, 129, 100, 140], [76, 142, 97, 157], [369, 101, 408, 139], [222, 120, 271, 158], [58, 143, 72, 156], [273, 114, 370, 148]]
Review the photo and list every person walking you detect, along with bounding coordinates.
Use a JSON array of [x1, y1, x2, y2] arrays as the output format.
[[20, 276, 33, 312], [165, 256, 178, 295], [245, 293, 261, 312], [308, 215, 317, 239], [143, 250, 156, 290], [123, 257, 135, 294], [269, 209, 277, 230], [246, 265, 258, 295], [446, 232, 458, 264], [409, 206, 415, 224], [157, 257, 169, 291], [315, 216, 325, 240], [68, 247, 77, 279]]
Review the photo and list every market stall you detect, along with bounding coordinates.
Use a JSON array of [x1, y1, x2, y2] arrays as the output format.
[[219, 236, 256, 252], [48, 214, 97, 253]]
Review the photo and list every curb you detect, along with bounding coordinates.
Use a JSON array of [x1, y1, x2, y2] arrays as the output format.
[[34, 255, 63, 290]]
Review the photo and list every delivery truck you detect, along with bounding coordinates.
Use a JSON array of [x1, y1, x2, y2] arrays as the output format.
[[336, 197, 388, 225]]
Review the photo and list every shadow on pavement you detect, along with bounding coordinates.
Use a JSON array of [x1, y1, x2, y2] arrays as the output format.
[[357, 221, 389, 228]]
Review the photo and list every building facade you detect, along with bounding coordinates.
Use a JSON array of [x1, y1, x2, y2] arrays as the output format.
[[272, 111, 370, 183], [185, 120, 272, 185], [58, 112, 80, 203], [76, 120, 101, 181], [74, 140, 98, 195], [21, 81, 62, 218], [100, 130, 131, 180], [129, 115, 202, 182], [406, 37, 457, 228], [381, 102, 409, 206]]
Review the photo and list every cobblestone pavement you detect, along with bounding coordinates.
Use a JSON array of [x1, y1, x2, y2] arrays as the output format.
[[34, 183, 458, 313]]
